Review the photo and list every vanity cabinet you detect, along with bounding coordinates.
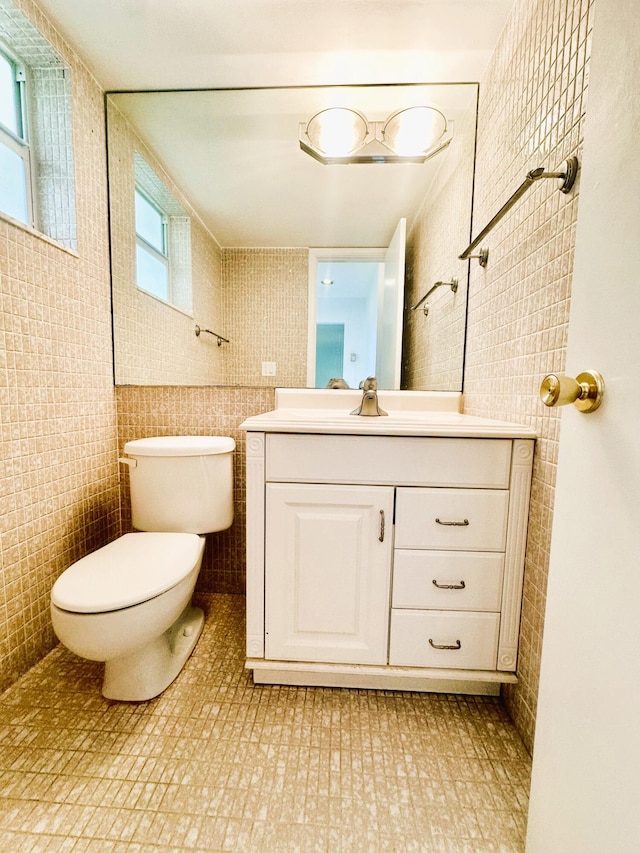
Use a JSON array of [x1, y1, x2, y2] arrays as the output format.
[[243, 422, 535, 696]]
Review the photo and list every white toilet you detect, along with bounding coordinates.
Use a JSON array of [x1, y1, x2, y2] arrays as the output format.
[[51, 435, 235, 701]]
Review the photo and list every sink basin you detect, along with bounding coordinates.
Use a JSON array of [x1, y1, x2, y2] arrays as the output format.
[[271, 388, 462, 413], [240, 389, 536, 439]]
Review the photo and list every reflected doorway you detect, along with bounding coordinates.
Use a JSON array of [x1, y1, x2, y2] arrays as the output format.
[[315, 323, 345, 387], [307, 222, 405, 390], [313, 259, 381, 389]]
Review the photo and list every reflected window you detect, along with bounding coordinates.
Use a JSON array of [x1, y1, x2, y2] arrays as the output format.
[[135, 189, 169, 301], [134, 153, 192, 314]]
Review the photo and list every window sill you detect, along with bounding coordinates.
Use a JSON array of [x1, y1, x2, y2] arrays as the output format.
[[0, 210, 79, 258], [137, 287, 194, 319]]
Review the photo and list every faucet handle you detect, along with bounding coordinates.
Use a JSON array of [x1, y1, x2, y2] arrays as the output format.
[[362, 376, 378, 391]]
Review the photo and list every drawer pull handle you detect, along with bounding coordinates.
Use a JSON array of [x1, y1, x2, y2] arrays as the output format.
[[432, 579, 466, 590], [429, 639, 462, 651], [435, 517, 469, 527], [379, 510, 385, 542]]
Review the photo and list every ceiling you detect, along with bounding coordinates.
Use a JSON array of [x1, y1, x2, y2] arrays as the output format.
[[33, 0, 516, 248], [36, 1, 515, 91]]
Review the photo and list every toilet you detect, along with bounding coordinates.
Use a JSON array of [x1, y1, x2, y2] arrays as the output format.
[[51, 436, 235, 701]]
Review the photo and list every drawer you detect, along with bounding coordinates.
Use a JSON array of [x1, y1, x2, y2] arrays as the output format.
[[392, 550, 504, 611], [389, 610, 500, 670], [266, 434, 512, 488], [395, 487, 509, 551]]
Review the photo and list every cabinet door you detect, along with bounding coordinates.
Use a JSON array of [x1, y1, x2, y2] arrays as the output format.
[[265, 483, 394, 664]]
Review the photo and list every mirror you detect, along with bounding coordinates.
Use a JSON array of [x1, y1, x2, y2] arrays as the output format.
[[106, 83, 477, 390]]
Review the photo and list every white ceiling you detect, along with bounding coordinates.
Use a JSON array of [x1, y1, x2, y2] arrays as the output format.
[[36, 1, 515, 91], [33, 0, 516, 247]]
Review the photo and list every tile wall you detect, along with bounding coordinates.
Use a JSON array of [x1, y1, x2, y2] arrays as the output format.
[[222, 248, 309, 388], [462, 0, 594, 751], [403, 101, 477, 391], [0, 0, 120, 691]]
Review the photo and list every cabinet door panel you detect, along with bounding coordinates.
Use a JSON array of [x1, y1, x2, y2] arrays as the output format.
[[266, 483, 394, 664]]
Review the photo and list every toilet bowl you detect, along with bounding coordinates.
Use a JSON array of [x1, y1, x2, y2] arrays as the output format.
[[50, 436, 235, 701], [51, 533, 205, 700]]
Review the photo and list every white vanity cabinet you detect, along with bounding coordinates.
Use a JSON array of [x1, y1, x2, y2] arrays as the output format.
[[242, 399, 535, 696]]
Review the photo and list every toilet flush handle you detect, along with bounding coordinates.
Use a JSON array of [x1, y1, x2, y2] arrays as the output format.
[[118, 457, 137, 468]]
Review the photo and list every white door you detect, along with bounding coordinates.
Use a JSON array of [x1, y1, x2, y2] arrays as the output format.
[[376, 218, 406, 388], [265, 483, 394, 665], [526, 2, 640, 851]]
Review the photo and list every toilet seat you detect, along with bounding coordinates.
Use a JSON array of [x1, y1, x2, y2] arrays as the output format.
[[51, 533, 204, 614]]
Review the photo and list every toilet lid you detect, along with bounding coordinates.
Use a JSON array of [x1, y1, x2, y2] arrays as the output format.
[[51, 533, 204, 614], [123, 436, 235, 456]]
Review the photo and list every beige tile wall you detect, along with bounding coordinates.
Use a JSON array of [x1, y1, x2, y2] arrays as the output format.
[[463, 0, 594, 751], [403, 102, 477, 391], [222, 248, 309, 388], [0, 0, 120, 692]]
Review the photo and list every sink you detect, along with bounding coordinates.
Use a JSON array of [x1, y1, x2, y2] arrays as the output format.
[[240, 389, 536, 439], [271, 388, 462, 413]]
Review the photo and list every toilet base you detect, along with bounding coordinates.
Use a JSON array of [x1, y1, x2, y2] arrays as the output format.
[[102, 604, 205, 701]]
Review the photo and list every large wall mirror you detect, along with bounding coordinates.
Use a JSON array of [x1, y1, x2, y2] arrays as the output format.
[[106, 83, 477, 390]]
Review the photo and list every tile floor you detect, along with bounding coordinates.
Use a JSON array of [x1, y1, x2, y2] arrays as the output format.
[[0, 594, 531, 852]]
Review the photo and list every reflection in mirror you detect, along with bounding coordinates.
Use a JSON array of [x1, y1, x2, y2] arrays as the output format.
[[308, 249, 387, 390], [106, 84, 477, 390]]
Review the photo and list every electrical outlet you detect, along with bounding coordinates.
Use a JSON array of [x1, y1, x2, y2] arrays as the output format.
[[262, 361, 276, 376]]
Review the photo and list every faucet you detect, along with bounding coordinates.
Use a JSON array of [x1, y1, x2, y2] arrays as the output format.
[[350, 376, 388, 417]]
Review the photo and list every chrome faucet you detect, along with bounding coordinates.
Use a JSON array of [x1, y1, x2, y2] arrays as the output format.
[[350, 376, 388, 417]]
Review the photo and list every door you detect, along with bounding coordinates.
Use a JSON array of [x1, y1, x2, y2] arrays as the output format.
[[265, 483, 394, 665], [526, 3, 640, 850], [315, 323, 344, 387], [376, 217, 406, 388]]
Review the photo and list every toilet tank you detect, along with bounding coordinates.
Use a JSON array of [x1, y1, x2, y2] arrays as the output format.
[[123, 436, 235, 534]]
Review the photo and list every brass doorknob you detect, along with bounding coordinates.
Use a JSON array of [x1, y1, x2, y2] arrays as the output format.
[[539, 370, 604, 413]]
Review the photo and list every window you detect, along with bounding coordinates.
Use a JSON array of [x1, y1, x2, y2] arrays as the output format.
[[133, 153, 192, 314], [135, 188, 169, 301], [0, 1, 77, 249], [0, 45, 31, 226]]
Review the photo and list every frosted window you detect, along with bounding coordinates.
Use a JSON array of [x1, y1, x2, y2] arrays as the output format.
[[135, 190, 165, 252], [0, 51, 19, 134], [136, 243, 169, 301], [0, 142, 28, 223], [133, 156, 192, 314]]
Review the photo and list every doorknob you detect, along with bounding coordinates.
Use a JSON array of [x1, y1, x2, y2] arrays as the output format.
[[539, 370, 605, 413]]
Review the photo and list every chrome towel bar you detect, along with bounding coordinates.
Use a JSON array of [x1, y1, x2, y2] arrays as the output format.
[[459, 156, 579, 266], [410, 278, 458, 316], [195, 325, 229, 346]]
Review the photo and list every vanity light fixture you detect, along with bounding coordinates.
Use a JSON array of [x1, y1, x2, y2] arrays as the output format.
[[299, 105, 451, 165]]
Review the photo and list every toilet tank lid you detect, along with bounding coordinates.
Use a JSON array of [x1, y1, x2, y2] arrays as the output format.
[[124, 435, 235, 457], [51, 533, 204, 613]]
